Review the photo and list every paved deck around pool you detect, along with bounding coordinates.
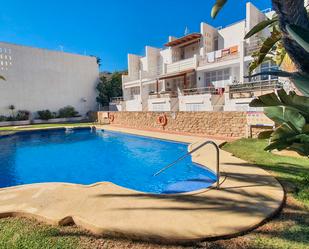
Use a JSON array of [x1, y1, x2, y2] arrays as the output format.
[[0, 126, 284, 243]]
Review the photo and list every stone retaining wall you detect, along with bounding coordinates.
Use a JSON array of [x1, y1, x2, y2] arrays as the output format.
[[98, 111, 253, 138]]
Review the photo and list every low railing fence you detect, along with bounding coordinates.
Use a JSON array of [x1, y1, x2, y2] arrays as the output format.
[[110, 97, 124, 103], [182, 86, 217, 95], [229, 80, 283, 94]]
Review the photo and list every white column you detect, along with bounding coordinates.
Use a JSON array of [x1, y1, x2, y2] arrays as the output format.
[[194, 54, 198, 68], [162, 80, 166, 92], [139, 70, 143, 109], [239, 41, 245, 83]]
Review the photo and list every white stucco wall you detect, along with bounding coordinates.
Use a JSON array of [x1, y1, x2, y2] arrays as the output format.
[[128, 54, 141, 78], [148, 97, 179, 112], [224, 93, 263, 112], [246, 2, 268, 39], [146, 46, 160, 76], [125, 96, 142, 111], [200, 22, 218, 54], [140, 57, 148, 72], [0, 42, 99, 116], [160, 48, 172, 65], [179, 94, 212, 111], [218, 21, 246, 48]]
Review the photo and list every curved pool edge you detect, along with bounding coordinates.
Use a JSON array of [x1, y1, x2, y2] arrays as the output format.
[[0, 126, 285, 243]]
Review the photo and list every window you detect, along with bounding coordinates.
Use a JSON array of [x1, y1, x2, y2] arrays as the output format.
[[205, 73, 211, 87], [260, 62, 278, 81], [204, 68, 230, 88], [260, 62, 269, 81], [270, 61, 279, 79]]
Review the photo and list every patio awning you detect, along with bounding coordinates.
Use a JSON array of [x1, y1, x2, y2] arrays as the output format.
[[164, 33, 202, 47], [158, 69, 195, 80]]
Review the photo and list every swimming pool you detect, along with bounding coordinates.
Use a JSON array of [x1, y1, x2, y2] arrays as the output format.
[[0, 128, 216, 194]]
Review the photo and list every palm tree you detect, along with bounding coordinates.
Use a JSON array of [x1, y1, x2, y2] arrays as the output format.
[[8, 105, 15, 117], [272, 0, 309, 73]]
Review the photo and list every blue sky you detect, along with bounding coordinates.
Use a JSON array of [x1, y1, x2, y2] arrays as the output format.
[[0, 0, 271, 72]]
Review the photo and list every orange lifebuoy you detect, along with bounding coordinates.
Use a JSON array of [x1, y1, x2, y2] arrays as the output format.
[[157, 114, 167, 126], [108, 113, 115, 122]]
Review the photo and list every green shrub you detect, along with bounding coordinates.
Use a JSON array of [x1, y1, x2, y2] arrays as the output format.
[[58, 106, 79, 118], [37, 110, 54, 120], [0, 115, 7, 122], [15, 110, 30, 121], [4, 110, 30, 121]]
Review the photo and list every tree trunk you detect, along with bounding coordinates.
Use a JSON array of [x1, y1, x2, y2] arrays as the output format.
[[272, 0, 309, 73]]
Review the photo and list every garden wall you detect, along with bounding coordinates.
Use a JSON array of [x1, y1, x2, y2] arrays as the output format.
[[97, 111, 259, 138]]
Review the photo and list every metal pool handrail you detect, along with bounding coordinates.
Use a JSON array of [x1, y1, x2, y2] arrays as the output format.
[[153, 140, 220, 189]]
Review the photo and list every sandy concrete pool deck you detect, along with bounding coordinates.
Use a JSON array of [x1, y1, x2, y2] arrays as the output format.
[[0, 125, 284, 243]]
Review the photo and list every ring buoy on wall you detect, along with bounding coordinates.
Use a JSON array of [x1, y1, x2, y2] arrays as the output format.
[[108, 113, 115, 122], [157, 114, 167, 127]]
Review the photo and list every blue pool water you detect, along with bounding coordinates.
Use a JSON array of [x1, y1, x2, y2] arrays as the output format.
[[0, 128, 216, 194]]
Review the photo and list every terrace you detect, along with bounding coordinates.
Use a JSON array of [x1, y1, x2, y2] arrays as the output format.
[[228, 79, 283, 99]]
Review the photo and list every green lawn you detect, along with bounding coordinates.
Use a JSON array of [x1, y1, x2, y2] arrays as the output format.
[[223, 139, 309, 249], [223, 139, 309, 207], [0, 218, 79, 249]]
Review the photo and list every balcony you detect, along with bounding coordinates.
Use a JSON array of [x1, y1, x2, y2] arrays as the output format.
[[179, 89, 213, 112], [199, 49, 240, 67], [166, 56, 197, 74], [245, 39, 262, 57], [124, 96, 142, 111], [228, 79, 282, 96], [182, 86, 216, 96], [148, 91, 178, 99], [122, 74, 139, 83]]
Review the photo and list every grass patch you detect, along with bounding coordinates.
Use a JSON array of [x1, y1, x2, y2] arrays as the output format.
[[0, 122, 93, 132], [0, 218, 79, 249], [223, 138, 309, 249], [223, 138, 309, 207]]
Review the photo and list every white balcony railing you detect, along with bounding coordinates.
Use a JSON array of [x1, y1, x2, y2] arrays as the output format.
[[122, 74, 140, 84], [199, 51, 239, 67], [228, 79, 282, 94], [182, 86, 217, 96], [166, 56, 196, 74], [125, 96, 142, 111], [148, 91, 178, 99]]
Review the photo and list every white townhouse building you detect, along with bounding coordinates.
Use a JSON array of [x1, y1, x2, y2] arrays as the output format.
[[114, 2, 287, 112]]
